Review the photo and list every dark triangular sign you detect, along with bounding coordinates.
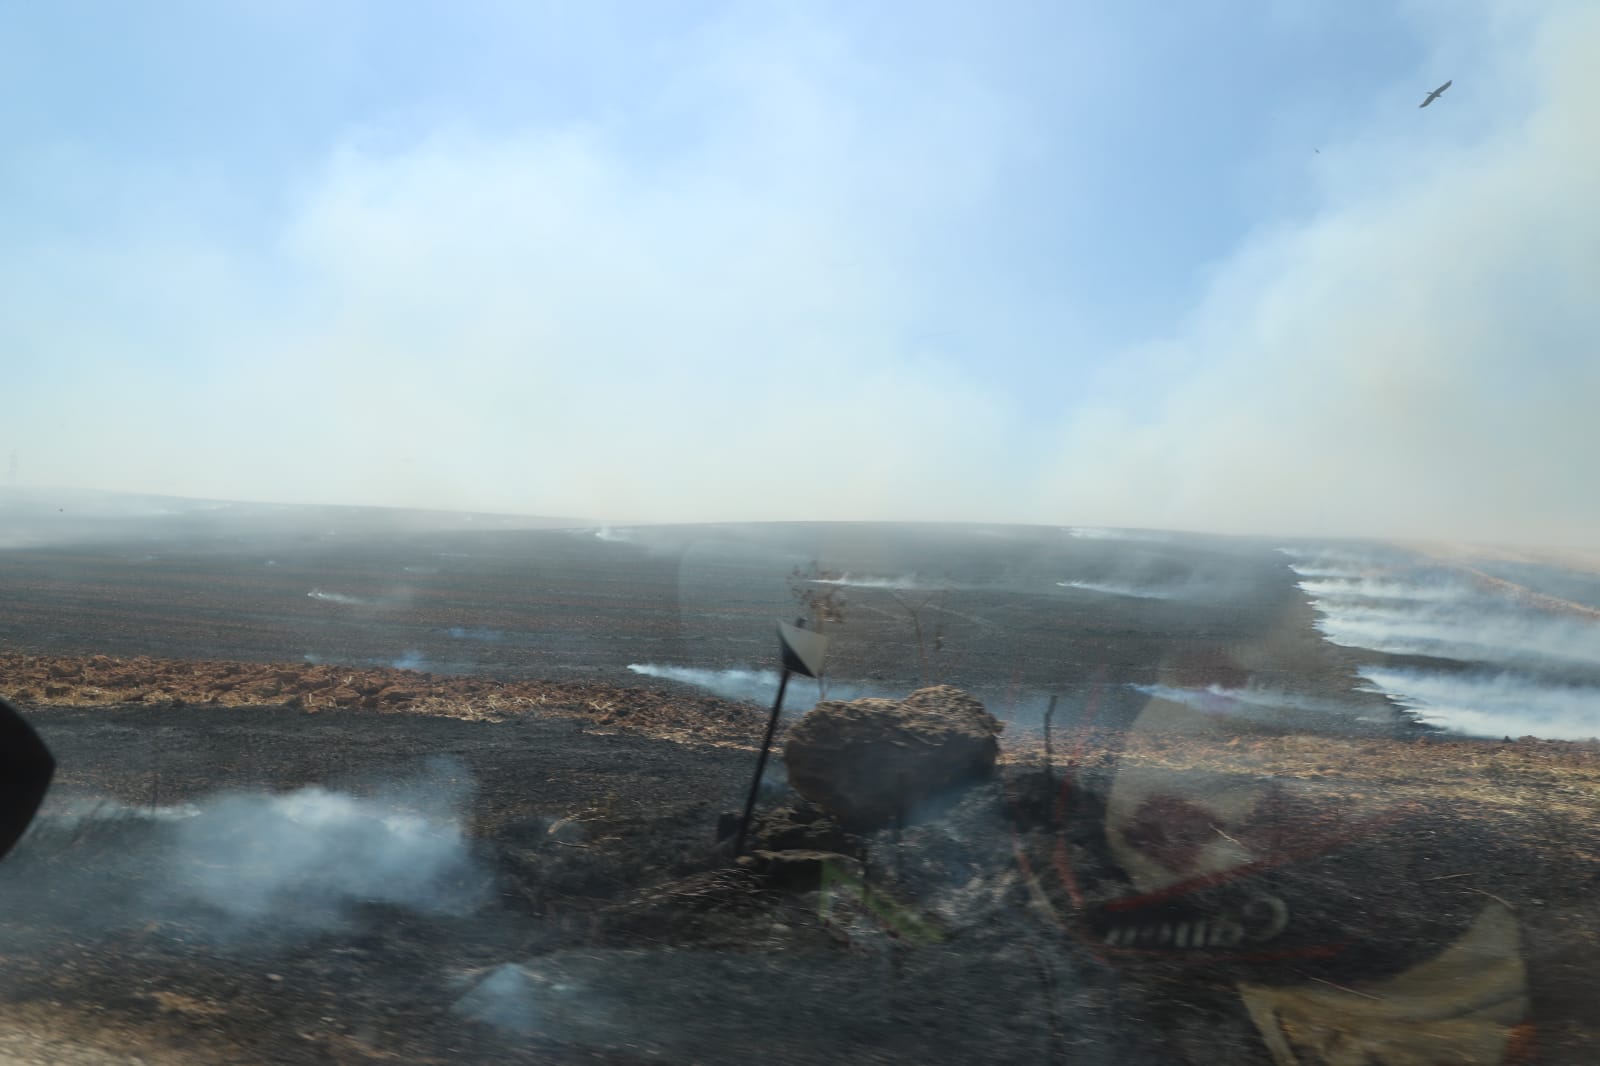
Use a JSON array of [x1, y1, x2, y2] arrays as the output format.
[[778, 621, 828, 679]]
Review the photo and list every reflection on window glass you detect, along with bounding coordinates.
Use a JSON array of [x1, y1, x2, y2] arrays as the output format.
[[1, 1, 1595, 1063]]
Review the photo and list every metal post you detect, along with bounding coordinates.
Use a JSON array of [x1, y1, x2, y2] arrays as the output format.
[[733, 668, 791, 856]]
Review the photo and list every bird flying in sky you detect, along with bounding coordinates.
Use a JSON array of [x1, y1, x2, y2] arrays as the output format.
[[1419, 80, 1452, 108]]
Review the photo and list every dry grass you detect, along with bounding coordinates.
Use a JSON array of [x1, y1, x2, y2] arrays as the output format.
[[0, 651, 769, 748], [9, 650, 1599, 840], [1008, 725, 1600, 857]]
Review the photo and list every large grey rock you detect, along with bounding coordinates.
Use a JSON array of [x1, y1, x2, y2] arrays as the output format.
[[782, 686, 1003, 829]]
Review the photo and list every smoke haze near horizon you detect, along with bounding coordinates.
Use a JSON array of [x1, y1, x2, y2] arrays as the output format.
[[3, 2, 1597, 548]]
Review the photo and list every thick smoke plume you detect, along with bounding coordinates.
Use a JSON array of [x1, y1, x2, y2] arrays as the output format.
[[170, 781, 483, 930], [1285, 546, 1600, 739], [1358, 667, 1600, 742], [1287, 550, 1600, 673]]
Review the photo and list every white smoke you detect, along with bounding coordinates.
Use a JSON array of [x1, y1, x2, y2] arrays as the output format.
[[1322, 609, 1600, 671], [451, 959, 625, 1043], [1277, 547, 1391, 582], [1358, 667, 1600, 741], [626, 663, 1066, 731], [1288, 566, 1363, 580], [1292, 546, 1600, 739], [1304, 578, 1600, 672], [1132, 683, 1372, 722], [1063, 527, 1169, 542], [448, 627, 505, 642], [12, 760, 489, 941], [625, 663, 892, 709], [809, 574, 935, 590], [453, 964, 549, 1035], [307, 587, 369, 606], [1054, 572, 1248, 602], [167, 782, 483, 930], [1294, 576, 1473, 604], [1057, 579, 1173, 601], [627, 664, 782, 704], [308, 585, 416, 610]]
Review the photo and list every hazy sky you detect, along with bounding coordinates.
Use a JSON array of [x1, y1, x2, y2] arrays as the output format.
[[4, 1, 1595, 545]]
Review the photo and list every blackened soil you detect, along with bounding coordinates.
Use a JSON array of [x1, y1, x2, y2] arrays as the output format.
[[0, 694, 1594, 1064], [0, 700, 1169, 1064]]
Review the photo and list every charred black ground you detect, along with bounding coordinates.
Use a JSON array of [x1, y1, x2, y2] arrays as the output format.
[[0, 688, 1595, 1064], [0, 520, 1594, 1062], [0, 521, 1408, 733]]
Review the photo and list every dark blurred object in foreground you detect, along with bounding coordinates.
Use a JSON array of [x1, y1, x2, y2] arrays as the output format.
[[0, 696, 53, 859]]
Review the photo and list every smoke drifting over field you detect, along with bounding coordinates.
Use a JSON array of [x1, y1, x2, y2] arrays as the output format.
[[11, 759, 486, 943], [453, 963, 550, 1036], [626, 663, 1080, 732], [810, 574, 935, 591], [1288, 550, 1600, 672], [1052, 538, 1260, 604], [1285, 547, 1600, 740], [1132, 683, 1375, 726], [626, 664, 890, 710], [1058, 580, 1176, 601], [1063, 528, 1170, 543], [1358, 667, 1600, 741], [169, 782, 483, 931], [307, 588, 370, 606]]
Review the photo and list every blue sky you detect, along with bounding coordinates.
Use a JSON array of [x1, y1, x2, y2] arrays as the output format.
[[3, 1, 1595, 546]]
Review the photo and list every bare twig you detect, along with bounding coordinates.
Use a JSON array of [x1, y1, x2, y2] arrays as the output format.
[[1467, 887, 1515, 910], [1212, 824, 1244, 848], [892, 584, 959, 687], [1301, 974, 1382, 1001]]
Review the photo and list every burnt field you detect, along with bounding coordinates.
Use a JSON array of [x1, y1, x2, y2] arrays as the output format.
[[1, 517, 1595, 1062], [0, 520, 1404, 733], [0, 668, 1595, 1064]]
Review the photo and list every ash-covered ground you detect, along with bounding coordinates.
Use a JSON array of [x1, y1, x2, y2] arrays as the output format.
[[0, 512, 1595, 1063], [0, 518, 1408, 735], [0, 672, 1596, 1065]]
